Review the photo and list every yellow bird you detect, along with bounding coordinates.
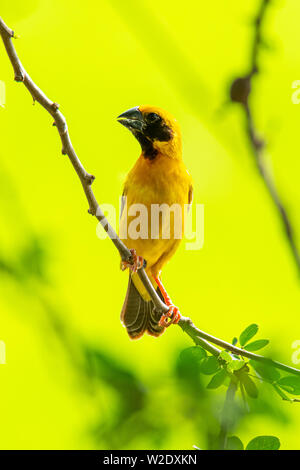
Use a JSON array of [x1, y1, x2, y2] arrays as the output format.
[[117, 105, 193, 339]]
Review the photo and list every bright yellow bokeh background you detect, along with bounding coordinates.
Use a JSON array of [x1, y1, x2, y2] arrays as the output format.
[[0, 0, 299, 450]]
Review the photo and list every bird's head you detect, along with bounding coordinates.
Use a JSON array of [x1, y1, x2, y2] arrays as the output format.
[[117, 105, 182, 160]]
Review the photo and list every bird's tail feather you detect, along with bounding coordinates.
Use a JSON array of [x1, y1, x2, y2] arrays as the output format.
[[121, 275, 165, 339]]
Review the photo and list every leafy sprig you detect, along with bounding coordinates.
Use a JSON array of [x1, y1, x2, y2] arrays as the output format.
[[183, 323, 300, 450]]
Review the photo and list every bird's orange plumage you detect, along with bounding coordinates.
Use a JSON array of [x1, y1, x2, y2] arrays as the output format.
[[118, 105, 193, 339]]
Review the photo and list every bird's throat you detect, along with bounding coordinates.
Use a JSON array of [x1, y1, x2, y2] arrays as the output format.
[[134, 132, 158, 160]]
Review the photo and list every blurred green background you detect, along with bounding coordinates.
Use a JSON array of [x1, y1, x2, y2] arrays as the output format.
[[0, 0, 299, 450]]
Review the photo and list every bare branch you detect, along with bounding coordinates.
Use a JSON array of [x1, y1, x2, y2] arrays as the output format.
[[230, 0, 300, 274], [1, 17, 299, 379], [0, 16, 168, 318]]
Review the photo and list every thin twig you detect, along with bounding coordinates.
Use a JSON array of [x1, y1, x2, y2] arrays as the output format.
[[1, 18, 299, 379], [230, 0, 300, 274]]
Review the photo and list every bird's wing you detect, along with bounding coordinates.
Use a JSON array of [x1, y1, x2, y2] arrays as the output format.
[[118, 185, 129, 242], [120, 188, 127, 222], [187, 184, 193, 212]]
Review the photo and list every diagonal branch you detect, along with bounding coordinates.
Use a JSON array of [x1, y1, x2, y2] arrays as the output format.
[[230, 0, 300, 274], [0, 17, 168, 318], [1, 18, 299, 378]]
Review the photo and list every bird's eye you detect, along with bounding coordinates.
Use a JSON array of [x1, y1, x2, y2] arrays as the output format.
[[147, 113, 161, 123]]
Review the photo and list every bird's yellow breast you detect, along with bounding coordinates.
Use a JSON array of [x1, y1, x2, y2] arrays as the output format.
[[120, 154, 192, 272]]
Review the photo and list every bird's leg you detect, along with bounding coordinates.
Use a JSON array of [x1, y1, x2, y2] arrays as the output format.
[[121, 249, 145, 273], [154, 276, 181, 328]]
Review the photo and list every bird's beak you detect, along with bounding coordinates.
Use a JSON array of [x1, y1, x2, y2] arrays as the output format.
[[117, 106, 145, 132]]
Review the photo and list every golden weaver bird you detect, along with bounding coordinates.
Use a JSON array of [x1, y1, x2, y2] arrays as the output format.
[[117, 105, 193, 339]]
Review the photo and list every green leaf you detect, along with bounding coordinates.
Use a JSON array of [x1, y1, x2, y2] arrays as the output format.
[[232, 337, 238, 346], [228, 359, 246, 372], [226, 436, 244, 450], [240, 373, 258, 398], [180, 346, 207, 362], [249, 360, 280, 383], [272, 384, 293, 402], [239, 324, 259, 347], [207, 368, 228, 389], [277, 376, 300, 395], [220, 351, 232, 363], [244, 339, 269, 352], [199, 356, 220, 375], [246, 436, 280, 450]]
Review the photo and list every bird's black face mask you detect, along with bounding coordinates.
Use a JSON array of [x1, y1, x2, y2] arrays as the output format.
[[117, 106, 173, 160]]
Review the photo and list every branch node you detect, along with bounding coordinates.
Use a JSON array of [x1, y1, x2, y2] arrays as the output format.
[[230, 76, 251, 106], [88, 207, 96, 216], [14, 72, 24, 82], [52, 102, 60, 112], [85, 173, 95, 185]]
